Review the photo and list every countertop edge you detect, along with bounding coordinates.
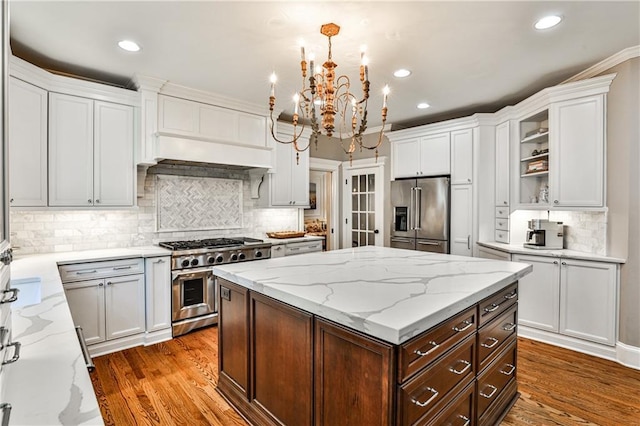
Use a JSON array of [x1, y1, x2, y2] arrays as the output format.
[[477, 241, 626, 264]]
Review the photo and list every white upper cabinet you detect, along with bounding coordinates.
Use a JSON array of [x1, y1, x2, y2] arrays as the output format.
[[392, 132, 450, 179], [263, 139, 309, 207], [494, 121, 510, 207], [94, 101, 134, 206], [450, 128, 473, 184], [49, 93, 95, 206], [8, 77, 48, 207], [550, 95, 604, 207], [158, 95, 267, 147], [49, 93, 134, 207]]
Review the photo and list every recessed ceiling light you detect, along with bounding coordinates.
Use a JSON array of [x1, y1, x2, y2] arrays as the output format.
[[534, 15, 562, 30], [118, 40, 141, 52], [393, 69, 411, 78], [417, 102, 430, 109]]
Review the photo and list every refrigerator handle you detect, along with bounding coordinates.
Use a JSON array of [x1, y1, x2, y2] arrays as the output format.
[[415, 187, 422, 230], [409, 187, 415, 230]]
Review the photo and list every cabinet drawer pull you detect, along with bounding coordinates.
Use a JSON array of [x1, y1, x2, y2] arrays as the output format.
[[411, 387, 439, 407], [113, 266, 132, 270], [481, 337, 499, 348], [484, 303, 500, 313], [480, 384, 498, 399], [154, 259, 165, 264], [0, 288, 19, 304], [0, 403, 11, 426], [76, 270, 98, 275], [504, 291, 517, 300], [457, 415, 471, 426], [2, 341, 21, 365], [500, 363, 516, 376], [452, 320, 473, 332], [449, 359, 472, 375], [414, 341, 440, 356], [503, 323, 517, 332], [0, 327, 8, 349]]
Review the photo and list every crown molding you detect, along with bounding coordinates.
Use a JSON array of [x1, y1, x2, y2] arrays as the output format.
[[562, 45, 640, 84], [132, 73, 167, 92]]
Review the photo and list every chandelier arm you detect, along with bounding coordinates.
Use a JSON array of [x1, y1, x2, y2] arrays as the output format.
[[268, 111, 311, 152]]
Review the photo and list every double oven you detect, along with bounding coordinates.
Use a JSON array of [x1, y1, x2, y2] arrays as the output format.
[[160, 238, 271, 336]]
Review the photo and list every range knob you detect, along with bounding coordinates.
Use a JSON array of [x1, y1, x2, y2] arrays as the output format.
[[238, 253, 246, 260], [255, 251, 263, 258], [207, 256, 215, 264], [191, 258, 199, 267], [230, 253, 238, 261], [216, 255, 224, 263], [181, 259, 190, 268]]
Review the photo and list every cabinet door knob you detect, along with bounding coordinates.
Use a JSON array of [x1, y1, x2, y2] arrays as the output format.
[[561, 261, 567, 266], [467, 178, 471, 183], [88, 199, 92, 204], [553, 261, 558, 265], [503, 201, 507, 205], [554, 200, 559, 204], [9, 198, 13, 203], [95, 199, 100, 204]]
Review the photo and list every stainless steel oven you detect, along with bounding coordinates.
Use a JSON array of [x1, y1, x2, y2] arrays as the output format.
[[172, 267, 216, 336]]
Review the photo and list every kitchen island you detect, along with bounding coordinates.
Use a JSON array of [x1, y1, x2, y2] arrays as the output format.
[[212, 246, 532, 426]]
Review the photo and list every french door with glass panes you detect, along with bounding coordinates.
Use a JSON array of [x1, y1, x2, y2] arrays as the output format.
[[343, 165, 384, 248]]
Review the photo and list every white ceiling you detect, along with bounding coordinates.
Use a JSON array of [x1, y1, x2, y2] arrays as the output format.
[[9, 1, 640, 128]]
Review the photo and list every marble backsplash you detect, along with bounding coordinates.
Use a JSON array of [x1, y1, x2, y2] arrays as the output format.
[[10, 163, 300, 255]]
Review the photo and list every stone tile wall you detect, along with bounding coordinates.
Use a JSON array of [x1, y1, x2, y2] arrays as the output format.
[[10, 163, 300, 255]]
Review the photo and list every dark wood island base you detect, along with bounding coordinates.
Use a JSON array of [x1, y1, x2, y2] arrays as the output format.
[[216, 277, 520, 426]]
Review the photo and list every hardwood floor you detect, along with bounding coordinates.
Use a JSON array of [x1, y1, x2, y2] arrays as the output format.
[[90, 327, 640, 426]]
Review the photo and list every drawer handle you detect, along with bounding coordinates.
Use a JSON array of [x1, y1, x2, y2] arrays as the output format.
[[75, 326, 95, 372], [411, 387, 439, 407], [113, 266, 132, 270], [76, 270, 98, 275], [2, 341, 21, 365], [484, 303, 500, 313], [0, 402, 11, 426], [481, 337, 499, 348], [480, 384, 498, 399], [449, 359, 472, 375], [452, 320, 473, 332], [0, 288, 19, 304], [457, 415, 471, 426], [500, 363, 516, 376], [0, 327, 8, 350], [504, 291, 517, 300], [414, 341, 440, 357], [289, 248, 301, 251], [503, 323, 517, 332], [154, 259, 165, 264]]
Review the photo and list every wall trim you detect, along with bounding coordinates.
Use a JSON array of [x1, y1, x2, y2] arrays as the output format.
[[562, 45, 640, 84], [616, 341, 640, 370]]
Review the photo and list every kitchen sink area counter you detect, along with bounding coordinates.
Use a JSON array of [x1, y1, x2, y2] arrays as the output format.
[[213, 246, 532, 425], [477, 241, 626, 264], [6, 246, 171, 426]]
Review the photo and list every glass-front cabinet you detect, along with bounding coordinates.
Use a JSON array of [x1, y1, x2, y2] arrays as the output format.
[[518, 109, 550, 206]]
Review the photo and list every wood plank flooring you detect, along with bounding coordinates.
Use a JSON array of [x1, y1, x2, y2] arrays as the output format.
[[90, 327, 640, 425]]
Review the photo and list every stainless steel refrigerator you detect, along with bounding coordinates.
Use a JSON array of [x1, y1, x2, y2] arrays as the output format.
[[390, 176, 450, 253]]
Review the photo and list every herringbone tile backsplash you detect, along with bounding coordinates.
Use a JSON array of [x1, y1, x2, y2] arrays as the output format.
[[156, 175, 243, 232]]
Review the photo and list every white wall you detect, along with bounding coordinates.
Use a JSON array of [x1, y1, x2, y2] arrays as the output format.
[[10, 163, 299, 255]]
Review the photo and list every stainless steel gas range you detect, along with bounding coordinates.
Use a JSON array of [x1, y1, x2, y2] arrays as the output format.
[[159, 237, 271, 336]]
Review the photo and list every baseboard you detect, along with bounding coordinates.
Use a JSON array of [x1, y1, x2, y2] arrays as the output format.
[[88, 334, 147, 357], [518, 326, 640, 370], [145, 328, 172, 346], [616, 341, 640, 370]]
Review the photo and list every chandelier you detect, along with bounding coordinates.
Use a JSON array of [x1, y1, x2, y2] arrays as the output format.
[[268, 23, 389, 164]]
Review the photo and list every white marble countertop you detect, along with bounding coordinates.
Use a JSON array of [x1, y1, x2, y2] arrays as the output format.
[[264, 235, 325, 245], [5, 246, 172, 425], [477, 241, 626, 264], [213, 246, 532, 345]]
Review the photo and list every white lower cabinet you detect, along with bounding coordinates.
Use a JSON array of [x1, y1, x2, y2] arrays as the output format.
[[513, 254, 617, 346], [145, 256, 172, 332], [64, 274, 145, 344]]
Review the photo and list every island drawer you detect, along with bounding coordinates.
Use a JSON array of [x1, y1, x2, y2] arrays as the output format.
[[478, 283, 517, 326], [478, 304, 518, 371], [399, 306, 477, 382], [477, 339, 517, 419], [398, 335, 476, 425], [424, 381, 475, 426], [495, 207, 509, 219], [59, 258, 144, 283]]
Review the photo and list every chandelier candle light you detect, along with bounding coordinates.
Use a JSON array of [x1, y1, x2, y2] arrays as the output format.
[[268, 22, 390, 165]]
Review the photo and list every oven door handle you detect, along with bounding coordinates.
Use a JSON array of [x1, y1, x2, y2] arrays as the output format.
[[171, 267, 215, 282]]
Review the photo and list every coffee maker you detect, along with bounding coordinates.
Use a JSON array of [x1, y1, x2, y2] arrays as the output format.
[[524, 219, 564, 249]]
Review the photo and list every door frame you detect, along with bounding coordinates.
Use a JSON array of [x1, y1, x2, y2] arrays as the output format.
[[341, 157, 389, 249], [307, 157, 340, 251]]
